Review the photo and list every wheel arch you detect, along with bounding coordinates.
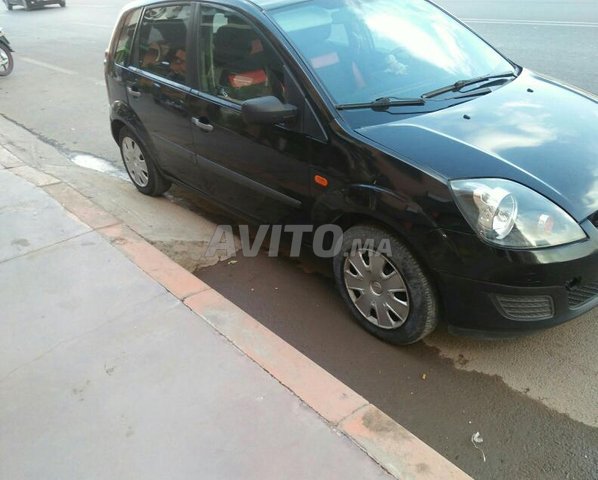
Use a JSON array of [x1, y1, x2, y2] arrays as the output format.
[[312, 184, 439, 257], [111, 119, 126, 144], [110, 104, 172, 186], [110, 100, 160, 164], [110, 100, 149, 141]]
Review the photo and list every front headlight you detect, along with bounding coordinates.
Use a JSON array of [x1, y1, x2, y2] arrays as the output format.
[[449, 178, 587, 248]]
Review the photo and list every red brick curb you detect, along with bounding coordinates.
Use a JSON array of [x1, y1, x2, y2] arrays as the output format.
[[99, 223, 212, 300], [184, 288, 368, 425], [6, 158, 473, 480]]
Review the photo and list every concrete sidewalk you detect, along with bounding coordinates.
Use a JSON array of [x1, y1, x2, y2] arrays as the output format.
[[0, 150, 471, 479]]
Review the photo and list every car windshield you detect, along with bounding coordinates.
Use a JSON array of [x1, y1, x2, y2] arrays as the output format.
[[270, 0, 516, 105]]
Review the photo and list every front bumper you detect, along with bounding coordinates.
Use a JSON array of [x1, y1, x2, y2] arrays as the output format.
[[437, 272, 597, 337], [432, 219, 598, 336]]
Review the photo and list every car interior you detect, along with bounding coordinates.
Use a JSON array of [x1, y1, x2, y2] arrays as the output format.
[[137, 9, 190, 82], [206, 13, 285, 102]]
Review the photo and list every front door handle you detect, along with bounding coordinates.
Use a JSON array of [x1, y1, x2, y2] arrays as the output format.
[[127, 85, 141, 98], [192, 117, 214, 133]]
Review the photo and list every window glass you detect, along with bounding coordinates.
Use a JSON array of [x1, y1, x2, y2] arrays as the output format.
[[270, 0, 514, 104], [198, 6, 286, 103], [328, 23, 349, 47], [135, 5, 192, 84], [113, 8, 141, 65]]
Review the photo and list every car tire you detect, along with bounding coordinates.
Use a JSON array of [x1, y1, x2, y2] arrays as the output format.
[[5, 1, 13, 11], [59, 0, 65, 6], [118, 127, 171, 196], [0, 43, 13, 76], [333, 224, 439, 344]]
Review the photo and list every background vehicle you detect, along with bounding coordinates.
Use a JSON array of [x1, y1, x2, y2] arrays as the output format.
[[0, 28, 13, 76], [4, 0, 65, 10]]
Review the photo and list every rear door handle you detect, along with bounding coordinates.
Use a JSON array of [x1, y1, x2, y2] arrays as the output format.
[[192, 117, 214, 133], [127, 86, 141, 98]]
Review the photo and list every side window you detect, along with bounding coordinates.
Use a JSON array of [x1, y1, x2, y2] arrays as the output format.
[[113, 8, 141, 66], [135, 4, 192, 85], [198, 7, 286, 103]]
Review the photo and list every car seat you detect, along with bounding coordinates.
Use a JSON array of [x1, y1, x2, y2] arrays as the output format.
[[213, 21, 280, 101]]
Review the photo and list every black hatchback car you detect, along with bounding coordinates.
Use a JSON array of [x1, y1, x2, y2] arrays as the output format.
[[105, 0, 598, 344]]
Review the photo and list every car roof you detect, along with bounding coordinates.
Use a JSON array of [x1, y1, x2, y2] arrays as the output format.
[[121, 0, 306, 13]]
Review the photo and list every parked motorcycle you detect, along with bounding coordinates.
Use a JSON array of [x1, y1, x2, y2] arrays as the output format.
[[0, 28, 14, 76]]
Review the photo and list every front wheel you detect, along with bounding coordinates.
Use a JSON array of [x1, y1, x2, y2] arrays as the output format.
[[4, 0, 13, 11], [0, 43, 13, 76], [118, 127, 171, 196], [333, 224, 439, 345]]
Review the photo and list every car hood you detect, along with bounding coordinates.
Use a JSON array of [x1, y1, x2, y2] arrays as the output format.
[[356, 69, 598, 222]]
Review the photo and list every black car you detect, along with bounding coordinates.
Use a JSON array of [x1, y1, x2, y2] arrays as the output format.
[[4, 0, 65, 9], [105, 0, 598, 344]]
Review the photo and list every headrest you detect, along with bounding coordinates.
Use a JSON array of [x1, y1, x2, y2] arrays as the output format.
[[154, 20, 187, 48], [214, 24, 261, 66]]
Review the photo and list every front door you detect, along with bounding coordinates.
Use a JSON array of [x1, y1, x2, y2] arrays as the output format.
[[187, 5, 311, 224]]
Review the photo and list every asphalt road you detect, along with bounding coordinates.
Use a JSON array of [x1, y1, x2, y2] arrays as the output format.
[[0, 1, 597, 479]]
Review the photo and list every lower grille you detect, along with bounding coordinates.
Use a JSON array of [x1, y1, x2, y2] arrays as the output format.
[[568, 281, 598, 308], [495, 294, 554, 321]]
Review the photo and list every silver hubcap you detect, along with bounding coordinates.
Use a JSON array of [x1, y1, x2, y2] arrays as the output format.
[[344, 249, 410, 329], [122, 137, 149, 187]]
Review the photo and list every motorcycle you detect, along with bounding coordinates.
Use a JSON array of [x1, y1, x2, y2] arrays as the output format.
[[0, 28, 14, 76]]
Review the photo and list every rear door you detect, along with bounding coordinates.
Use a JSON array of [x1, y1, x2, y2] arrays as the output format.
[[125, 3, 195, 182]]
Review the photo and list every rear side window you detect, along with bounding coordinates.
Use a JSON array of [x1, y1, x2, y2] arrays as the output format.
[[134, 4, 193, 85], [113, 8, 141, 66]]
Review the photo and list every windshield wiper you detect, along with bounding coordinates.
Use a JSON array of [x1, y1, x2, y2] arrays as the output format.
[[335, 71, 516, 110], [336, 96, 425, 111], [451, 87, 493, 99], [421, 71, 518, 100]]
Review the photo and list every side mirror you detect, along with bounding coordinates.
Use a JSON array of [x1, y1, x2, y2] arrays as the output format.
[[241, 96, 298, 125]]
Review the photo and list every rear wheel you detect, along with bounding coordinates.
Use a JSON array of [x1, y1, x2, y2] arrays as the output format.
[[59, 0, 65, 6], [333, 224, 439, 344], [0, 44, 13, 76], [118, 127, 171, 196]]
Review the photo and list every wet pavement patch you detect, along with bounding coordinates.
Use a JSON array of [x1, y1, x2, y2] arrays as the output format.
[[70, 153, 129, 181]]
